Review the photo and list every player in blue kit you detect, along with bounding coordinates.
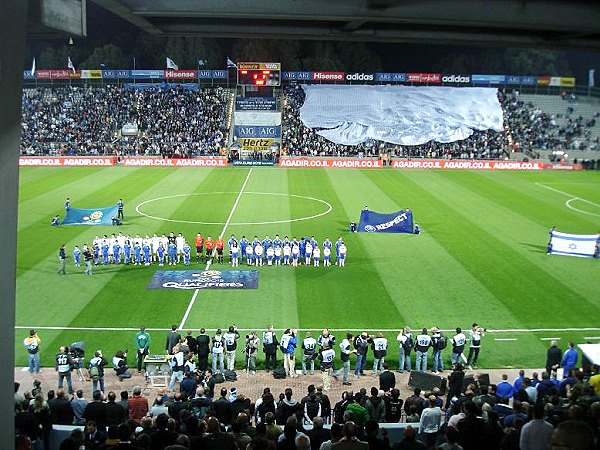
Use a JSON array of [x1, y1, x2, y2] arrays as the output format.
[[323, 237, 333, 252], [240, 235, 248, 259], [168, 242, 177, 265], [64, 197, 71, 212], [283, 235, 290, 247], [134, 241, 142, 265], [299, 238, 306, 261], [310, 235, 318, 248], [112, 242, 121, 264], [123, 240, 132, 265], [273, 234, 282, 249], [227, 235, 237, 264], [183, 242, 191, 265], [143, 241, 152, 266], [73, 246, 81, 267], [335, 237, 343, 265], [93, 243, 100, 266], [102, 241, 110, 265], [156, 244, 166, 266]]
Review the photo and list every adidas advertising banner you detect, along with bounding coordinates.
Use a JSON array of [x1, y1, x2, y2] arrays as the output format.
[[61, 206, 119, 226], [548, 231, 599, 258], [147, 270, 259, 290], [357, 209, 414, 234]]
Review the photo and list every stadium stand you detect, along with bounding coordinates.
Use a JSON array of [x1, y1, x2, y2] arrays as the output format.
[[20, 85, 232, 157]]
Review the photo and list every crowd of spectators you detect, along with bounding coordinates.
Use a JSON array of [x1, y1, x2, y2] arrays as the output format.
[[14, 363, 600, 450], [501, 91, 600, 155], [281, 85, 600, 161], [20, 85, 231, 158]]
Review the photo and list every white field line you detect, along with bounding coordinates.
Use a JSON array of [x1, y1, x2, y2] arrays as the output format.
[[537, 183, 600, 217], [14, 326, 600, 333], [179, 168, 253, 330], [540, 337, 561, 341], [583, 336, 600, 340], [495, 338, 517, 341]]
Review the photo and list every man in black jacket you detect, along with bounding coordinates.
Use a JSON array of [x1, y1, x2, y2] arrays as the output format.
[[196, 328, 210, 371], [546, 340, 562, 376]]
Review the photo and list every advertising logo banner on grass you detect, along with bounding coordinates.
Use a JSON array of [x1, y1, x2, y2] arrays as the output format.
[[358, 209, 414, 234], [548, 231, 599, 258], [232, 160, 275, 166], [122, 157, 227, 167], [61, 206, 119, 226], [19, 157, 117, 166], [391, 159, 543, 170], [279, 158, 382, 168], [147, 270, 259, 290]]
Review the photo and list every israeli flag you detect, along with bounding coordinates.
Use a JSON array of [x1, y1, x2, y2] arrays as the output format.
[[548, 230, 599, 258], [227, 57, 237, 69]]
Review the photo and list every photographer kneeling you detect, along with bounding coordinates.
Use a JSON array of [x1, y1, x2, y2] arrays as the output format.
[[113, 350, 132, 381]]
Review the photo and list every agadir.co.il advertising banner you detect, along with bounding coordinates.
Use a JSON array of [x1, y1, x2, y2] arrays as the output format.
[[391, 159, 543, 170]]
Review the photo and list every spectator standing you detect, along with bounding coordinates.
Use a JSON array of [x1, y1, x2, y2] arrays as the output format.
[[23, 329, 42, 374], [196, 328, 211, 372], [117, 199, 124, 220], [419, 396, 442, 448], [465, 324, 485, 369], [546, 340, 562, 376], [71, 390, 88, 426], [166, 325, 181, 355], [83, 390, 108, 431], [561, 342, 578, 378], [128, 386, 149, 426], [263, 324, 279, 372], [55, 346, 74, 394]]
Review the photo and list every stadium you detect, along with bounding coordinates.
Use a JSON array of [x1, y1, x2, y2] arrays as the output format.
[[6, 1, 600, 449]]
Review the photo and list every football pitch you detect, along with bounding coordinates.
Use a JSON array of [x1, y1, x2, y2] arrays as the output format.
[[15, 166, 600, 370]]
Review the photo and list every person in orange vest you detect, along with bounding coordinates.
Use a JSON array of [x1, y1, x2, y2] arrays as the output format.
[[204, 236, 214, 263], [194, 233, 204, 263], [215, 236, 225, 264]]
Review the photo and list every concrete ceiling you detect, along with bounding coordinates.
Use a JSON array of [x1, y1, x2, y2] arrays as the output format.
[[92, 0, 600, 50]]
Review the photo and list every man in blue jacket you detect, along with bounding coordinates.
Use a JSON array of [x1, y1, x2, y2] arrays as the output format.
[[280, 329, 298, 378], [561, 342, 578, 378]]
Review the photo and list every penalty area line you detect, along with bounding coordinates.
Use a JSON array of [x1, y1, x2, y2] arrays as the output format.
[[179, 168, 254, 330]]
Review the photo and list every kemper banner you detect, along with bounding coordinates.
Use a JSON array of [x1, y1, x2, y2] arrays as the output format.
[[357, 209, 414, 234], [147, 270, 259, 290], [61, 206, 119, 226], [548, 230, 599, 258], [19, 157, 117, 166], [122, 158, 227, 167]]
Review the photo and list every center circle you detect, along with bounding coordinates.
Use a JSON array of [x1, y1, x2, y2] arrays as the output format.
[[135, 192, 333, 225]]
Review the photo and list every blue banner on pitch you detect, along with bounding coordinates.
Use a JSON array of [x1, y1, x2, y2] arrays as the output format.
[[61, 206, 119, 226], [147, 270, 259, 290], [357, 209, 414, 233]]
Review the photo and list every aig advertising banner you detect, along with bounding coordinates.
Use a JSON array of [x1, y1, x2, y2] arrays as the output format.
[[375, 73, 408, 82], [282, 71, 312, 81], [234, 125, 281, 138]]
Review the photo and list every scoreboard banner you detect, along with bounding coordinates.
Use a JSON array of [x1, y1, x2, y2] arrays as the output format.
[[234, 111, 281, 126], [238, 62, 281, 70], [235, 97, 277, 111], [234, 125, 281, 138], [240, 138, 274, 151]]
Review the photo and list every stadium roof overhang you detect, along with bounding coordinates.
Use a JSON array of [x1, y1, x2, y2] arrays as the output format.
[[91, 0, 600, 50]]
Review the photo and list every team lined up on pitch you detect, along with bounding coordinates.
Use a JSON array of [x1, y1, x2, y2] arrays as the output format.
[[74, 232, 348, 269]]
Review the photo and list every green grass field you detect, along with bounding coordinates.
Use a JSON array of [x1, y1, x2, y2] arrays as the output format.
[[15, 166, 600, 370]]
